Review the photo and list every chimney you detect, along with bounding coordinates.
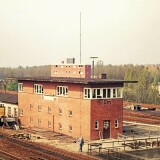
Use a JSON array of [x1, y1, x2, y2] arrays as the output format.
[[101, 73, 107, 79]]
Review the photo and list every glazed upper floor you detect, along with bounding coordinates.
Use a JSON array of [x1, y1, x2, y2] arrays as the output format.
[[18, 77, 137, 100]]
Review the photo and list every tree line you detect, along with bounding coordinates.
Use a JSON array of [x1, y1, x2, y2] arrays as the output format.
[[95, 61, 160, 104], [0, 62, 160, 104], [0, 65, 50, 90]]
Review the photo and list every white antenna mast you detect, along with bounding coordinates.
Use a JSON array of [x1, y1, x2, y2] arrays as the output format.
[[80, 12, 81, 64]]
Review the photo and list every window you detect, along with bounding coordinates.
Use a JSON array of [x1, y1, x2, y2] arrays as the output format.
[[48, 107, 51, 114], [103, 89, 107, 98], [48, 121, 51, 128], [30, 117, 33, 123], [92, 89, 96, 98], [69, 125, 72, 132], [30, 104, 33, 110], [18, 83, 23, 92], [8, 107, 11, 117], [79, 71, 83, 75], [113, 89, 116, 98], [34, 84, 43, 94], [69, 110, 72, 117], [57, 86, 68, 96], [103, 121, 109, 129], [97, 89, 101, 98], [95, 121, 99, 130], [14, 108, 18, 117], [59, 123, 62, 130], [38, 119, 41, 125], [59, 108, 62, 115], [107, 89, 111, 98], [84, 88, 91, 99], [38, 105, 42, 112], [115, 120, 119, 128], [84, 87, 123, 99], [92, 89, 102, 99], [19, 109, 23, 116]]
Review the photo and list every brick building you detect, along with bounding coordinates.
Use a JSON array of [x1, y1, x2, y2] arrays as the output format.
[[18, 77, 136, 140], [0, 90, 18, 117], [50, 64, 91, 79]]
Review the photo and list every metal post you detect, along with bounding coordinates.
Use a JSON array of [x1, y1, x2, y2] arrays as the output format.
[[90, 57, 98, 78]]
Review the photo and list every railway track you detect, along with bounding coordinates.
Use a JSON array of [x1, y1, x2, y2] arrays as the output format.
[[0, 149, 22, 160], [123, 109, 160, 125], [0, 133, 97, 160]]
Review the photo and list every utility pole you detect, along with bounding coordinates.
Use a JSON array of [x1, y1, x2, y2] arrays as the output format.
[[90, 57, 98, 78]]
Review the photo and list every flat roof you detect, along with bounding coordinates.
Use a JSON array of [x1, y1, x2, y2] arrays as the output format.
[[18, 77, 138, 85]]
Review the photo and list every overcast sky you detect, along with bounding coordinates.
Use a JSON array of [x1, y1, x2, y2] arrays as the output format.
[[0, 0, 160, 67]]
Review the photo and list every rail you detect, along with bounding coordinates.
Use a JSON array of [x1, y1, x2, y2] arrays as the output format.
[[88, 136, 160, 155], [0, 132, 97, 160], [0, 149, 22, 160]]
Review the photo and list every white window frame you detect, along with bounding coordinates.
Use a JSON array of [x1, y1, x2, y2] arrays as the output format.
[[59, 123, 62, 130], [38, 105, 42, 112], [59, 108, 62, 115], [107, 89, 111, 98], [30, 117, 33, 123], [18, 83, 23, 92], [84, 88, 91, 99], [34, 84, 43, 94], [57, 86, 68, 96], [48, 107, 51, 114], [69, 125, 72, 132], [95, 121, 99, 130], [69, 110, 72, 117], [92, 88, 102, 99], [8, 107, 11, 117], [38, 119, 41, 125], [14, 108, 18, 117], [112, 88, 117, 98], [84, 87, 123, 99], [115, 119, 119, 128], [48, 121, 51, 128], [30, 104, 33, 110], [19, 109, 23, 117]]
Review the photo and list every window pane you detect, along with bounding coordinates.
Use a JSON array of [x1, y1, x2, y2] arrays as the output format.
[[107, 89, 111, 98], [93, 89, 96, 98], [88, 89, 90, 98], [103, 89, 106, 98], [113, 89, 116, 97]]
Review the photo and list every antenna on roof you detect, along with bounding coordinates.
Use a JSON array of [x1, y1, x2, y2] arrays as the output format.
[[80, 12, 81, 64]]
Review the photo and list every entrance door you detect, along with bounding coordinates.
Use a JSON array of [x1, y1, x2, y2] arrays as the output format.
[[103, 120, 110, 139]]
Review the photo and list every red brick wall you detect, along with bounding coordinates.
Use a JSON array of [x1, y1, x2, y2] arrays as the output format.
[[18, 81, 91, 140], [18, 80, 123, 140], [91, 99, 123, 140], [50, 65, 91, 78]]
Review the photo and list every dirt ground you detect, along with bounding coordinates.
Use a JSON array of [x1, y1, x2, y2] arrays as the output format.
[[1, 122, 160, 154], [123, 122, 160, 138]]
